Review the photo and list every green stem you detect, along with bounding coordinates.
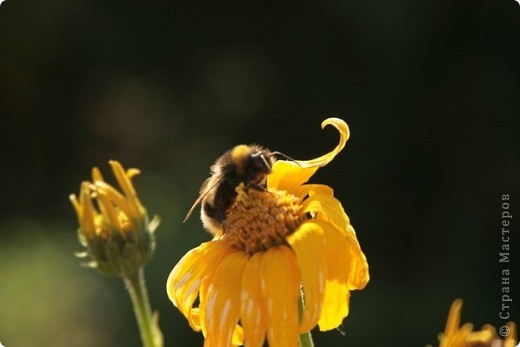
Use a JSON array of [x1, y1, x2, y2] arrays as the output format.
[[298, 289, 315, 347], [299, 329, 315, 347], [124, 268, 163, 347]]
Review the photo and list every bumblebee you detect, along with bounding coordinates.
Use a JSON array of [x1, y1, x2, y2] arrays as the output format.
[[183, 144, 276, 235]]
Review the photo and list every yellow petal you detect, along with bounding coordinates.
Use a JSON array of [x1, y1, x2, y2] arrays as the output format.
[[94, 181, 134, 221], [317, 222, 350, 331], [504, 322, 517, 347], [293, 184, 334, 201], [345, 225, 369, 290], [94, 190, 125, 234], [267, 118, 349, 193], [69, 194, 81, 219], [108, 160, 144, 219], [187, 308, 203, 332], [261, 246, 300, 347], [240, 252, 267, 347], [79, 182, 96, 238], [302, 192, 350, 233], [231, 325, 245, 347], [199, 273, 244, 346], [166, 240, 234, 326], [91, 166, 104, 183], [205, 251, 248, 347], [450, 323, 473, 347], [287, 221, 327, 333], [319, 283, 350, 331], [126, 167, 141, 179], [468, 324, 495, 343], [109, 160, 138, 200], [198, 276, 212, 334], [267, 161, 319, 194], [317, 221, 369, 330], [295, 118, 349, 168], [444, 299, 463, 338]]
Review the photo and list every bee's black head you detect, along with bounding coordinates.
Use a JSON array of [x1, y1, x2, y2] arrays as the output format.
[[229, 145, 274, 180], [249, 149, 273, 174]]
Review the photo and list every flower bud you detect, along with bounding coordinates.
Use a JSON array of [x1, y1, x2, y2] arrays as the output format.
[[70, 161, 159, 276]]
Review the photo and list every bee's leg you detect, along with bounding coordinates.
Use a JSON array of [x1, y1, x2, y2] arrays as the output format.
[[246, 183, 266, 192]]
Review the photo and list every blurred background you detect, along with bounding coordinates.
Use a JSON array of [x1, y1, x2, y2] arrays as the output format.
[[0, 0, 518, 346]]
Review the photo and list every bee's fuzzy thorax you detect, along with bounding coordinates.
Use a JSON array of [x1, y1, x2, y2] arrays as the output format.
[[230, 144, 257, 175]]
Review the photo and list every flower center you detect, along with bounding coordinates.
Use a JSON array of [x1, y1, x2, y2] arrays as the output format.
[[223, 183, 306, 254]]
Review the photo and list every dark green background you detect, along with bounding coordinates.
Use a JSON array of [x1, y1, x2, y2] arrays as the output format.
[[0, 0, 518, 346]]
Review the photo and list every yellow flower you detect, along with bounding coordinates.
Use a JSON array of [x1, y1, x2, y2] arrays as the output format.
[[167, 118, 369, 346], [438, 299, 517, 347], [70, 160, 159, 276]]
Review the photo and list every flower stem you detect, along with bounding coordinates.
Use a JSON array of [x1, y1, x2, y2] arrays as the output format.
[[298, 289, 315, 347], [299, 330, 315, 347], [124, 268, 163, 347]]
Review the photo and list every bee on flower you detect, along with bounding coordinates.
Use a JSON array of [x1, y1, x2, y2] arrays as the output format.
[[167, 118, 370, 347]]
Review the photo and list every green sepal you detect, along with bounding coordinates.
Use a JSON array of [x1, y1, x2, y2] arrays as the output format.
[[77, 228, 88, 247]]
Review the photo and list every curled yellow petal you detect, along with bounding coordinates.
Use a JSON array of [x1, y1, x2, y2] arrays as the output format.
[[267, 118, 349, 192], [295, 118, 349, 168], [268, 161, 318, 194]]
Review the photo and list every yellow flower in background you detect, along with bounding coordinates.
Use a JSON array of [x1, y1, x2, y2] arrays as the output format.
[[70, 161, 163, 347], [438, 299, 517, 347], [70, 160, 160, 276], [167, 118, 369, 347]]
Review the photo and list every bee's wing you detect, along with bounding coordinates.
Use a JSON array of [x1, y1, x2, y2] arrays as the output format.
[[182, 177, 219, 223]]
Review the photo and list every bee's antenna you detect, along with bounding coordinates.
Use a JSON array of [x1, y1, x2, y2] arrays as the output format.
[[269, 151, 301, 166], [252, 152, 273, 171]]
